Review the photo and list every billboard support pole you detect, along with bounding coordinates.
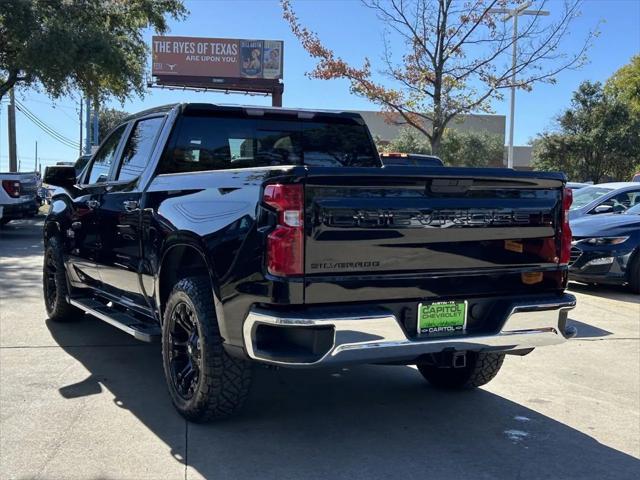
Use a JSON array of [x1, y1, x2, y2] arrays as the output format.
[[272, 83, 283, 107]]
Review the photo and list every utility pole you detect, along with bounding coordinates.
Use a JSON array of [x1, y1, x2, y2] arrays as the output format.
[[84, 97, 91, 155], [79, 98, 83, 157], [35, 141, 38, 172], [92, 106, 99, 147], [488, 1, 549, 169], [8, 88, 17, 172]]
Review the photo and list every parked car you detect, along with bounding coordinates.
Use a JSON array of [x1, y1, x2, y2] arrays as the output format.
[[632, 172, 640, 182], [569, 203, 640, 292], [0, 172, 40, 226], [380, 152, 444, 167], [43, 103, 576, 422], [566, 182, 591, 190], [568, 182, 640, 221]]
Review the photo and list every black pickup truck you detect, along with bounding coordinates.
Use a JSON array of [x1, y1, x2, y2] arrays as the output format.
[[42, 103, 576, 422]]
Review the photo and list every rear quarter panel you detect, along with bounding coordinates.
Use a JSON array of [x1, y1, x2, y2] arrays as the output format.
[[142, 166, 306, 347]]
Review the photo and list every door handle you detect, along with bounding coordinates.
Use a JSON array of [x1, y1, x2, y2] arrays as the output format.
[[86, 199, 100, 209], [123, 200, 139, 212]]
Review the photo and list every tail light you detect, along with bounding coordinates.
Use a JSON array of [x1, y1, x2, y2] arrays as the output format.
[[559, 187, 573, 265], [2, 180, 21, 198], [263, 184, 304, 276]]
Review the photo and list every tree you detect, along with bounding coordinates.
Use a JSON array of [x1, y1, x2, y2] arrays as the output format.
[[380, 126, 502, 167], [282, 0, 594, 155], [380, 127, 432, 154], [605, 55, 640, 115], [532, 81, 640, 182], [439, 129, 503, 167], [531, 133, 581, 180], [0, 0, 186, 103], [98, 108, 129, 140]]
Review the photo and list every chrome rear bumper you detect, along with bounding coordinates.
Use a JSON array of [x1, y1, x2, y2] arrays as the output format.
[[242, 294, 576, 367]]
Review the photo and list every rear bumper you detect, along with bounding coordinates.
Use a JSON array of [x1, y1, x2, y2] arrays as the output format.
[[0, 198, 38, 219], [242, 294, 576, 367]]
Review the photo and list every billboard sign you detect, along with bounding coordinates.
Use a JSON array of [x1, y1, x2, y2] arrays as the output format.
[[152, 36, 283, 80]]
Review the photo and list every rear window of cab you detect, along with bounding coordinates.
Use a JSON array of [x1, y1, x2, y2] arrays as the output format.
[[158, 113, 380, 174]]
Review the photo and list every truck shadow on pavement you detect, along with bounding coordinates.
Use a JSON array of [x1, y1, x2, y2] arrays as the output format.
[[46, 316, 640, 480], [566, 318, 613, 338]]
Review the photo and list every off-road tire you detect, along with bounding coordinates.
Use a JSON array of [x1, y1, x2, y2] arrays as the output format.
[[628, 252, 640, 294], [162, 276, 252, 422], [43, 236, 81, 322], [417, 351, 505, 389]]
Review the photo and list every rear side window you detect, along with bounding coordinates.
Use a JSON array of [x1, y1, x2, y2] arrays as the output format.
[[116, 116, 164, 181], [158, 114, 380, 174]]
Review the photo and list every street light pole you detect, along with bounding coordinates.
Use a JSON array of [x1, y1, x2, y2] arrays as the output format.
[[489, 2, 549, 169], [507, 11, 519, 169]]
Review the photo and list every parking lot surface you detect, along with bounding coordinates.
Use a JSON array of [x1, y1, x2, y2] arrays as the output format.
[[1, 217, 639, 480]]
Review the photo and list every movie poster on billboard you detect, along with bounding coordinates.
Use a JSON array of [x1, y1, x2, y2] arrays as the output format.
[[263, 41, 283, 79], [240, 40, 264, 78]]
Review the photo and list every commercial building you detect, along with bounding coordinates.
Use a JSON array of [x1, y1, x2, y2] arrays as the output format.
[[356, 110, 533, 169]]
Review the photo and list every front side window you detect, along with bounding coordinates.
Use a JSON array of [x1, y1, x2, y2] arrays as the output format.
[[116, 117, 164, 181], [571, 186, 613, 210], [85, 125, 127, 184], [600, 190, 640, 212]]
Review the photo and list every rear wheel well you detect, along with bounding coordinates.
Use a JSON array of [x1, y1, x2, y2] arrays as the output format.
[[159, 245, 212, 317]]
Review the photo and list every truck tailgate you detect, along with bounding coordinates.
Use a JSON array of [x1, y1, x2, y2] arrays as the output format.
[[303, 167, 566, 303]]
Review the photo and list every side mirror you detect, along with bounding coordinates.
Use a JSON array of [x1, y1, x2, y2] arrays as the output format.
[[43, 165, 78, 192], [593, 204, 613, 214]]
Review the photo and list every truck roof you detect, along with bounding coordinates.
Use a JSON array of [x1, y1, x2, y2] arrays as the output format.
[[124, 103, 366, 123], [181, 103, 366, 121]]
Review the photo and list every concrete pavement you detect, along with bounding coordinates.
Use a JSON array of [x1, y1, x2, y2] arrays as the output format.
[[1, 217, 639, 479]]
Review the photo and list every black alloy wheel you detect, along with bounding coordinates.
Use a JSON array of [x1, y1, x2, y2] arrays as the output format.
[[161, 276, 252, 422], [167, 301, 202, 400], [43, 248, 58, 312], [42, 236, 79, 322]]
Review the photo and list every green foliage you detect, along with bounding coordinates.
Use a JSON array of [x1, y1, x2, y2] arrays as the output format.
[[98, 108, 129, 140], [380, 128, 431, 155], [532, 79, 640, 182], [605, 55, 640, 114], [380, 127, 503, 168], [531, 133, 580, 180], [0, 0, 187, 102], [439, 130, 503, 168]]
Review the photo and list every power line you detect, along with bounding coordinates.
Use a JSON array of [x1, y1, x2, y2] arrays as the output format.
[[26, 98, 78, 111], [15, 101, 79, 149], [16, 106, 77, 148], [16, 100, 78, 145]]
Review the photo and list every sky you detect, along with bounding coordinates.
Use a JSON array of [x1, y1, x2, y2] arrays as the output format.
[[1, 0, 639, 172]]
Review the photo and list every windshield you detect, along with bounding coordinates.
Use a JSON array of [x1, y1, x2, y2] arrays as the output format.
[[625, 203, 640, 215], [571, 186, 613, 210]]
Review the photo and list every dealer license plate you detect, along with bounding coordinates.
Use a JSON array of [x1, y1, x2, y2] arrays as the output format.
[[417, 300, 467, 336]]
